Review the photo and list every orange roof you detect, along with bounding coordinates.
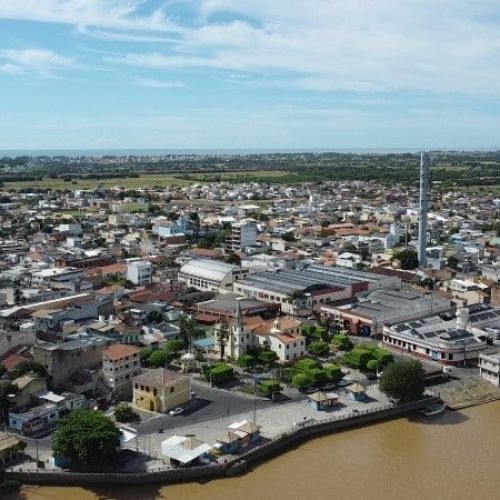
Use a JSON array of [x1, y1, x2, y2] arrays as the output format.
[[2, 354, 28, 372], [102, 344, 140, 361], [98, 263, 127, 275]]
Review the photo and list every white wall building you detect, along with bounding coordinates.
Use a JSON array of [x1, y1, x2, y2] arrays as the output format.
[[178, 258, 249, 293], [479, 351, 500, 387], [226, 222, 257, 251], [127, 261, 153, 286]]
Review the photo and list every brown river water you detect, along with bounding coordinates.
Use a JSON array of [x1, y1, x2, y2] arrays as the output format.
[[8, 401, 500, 500]]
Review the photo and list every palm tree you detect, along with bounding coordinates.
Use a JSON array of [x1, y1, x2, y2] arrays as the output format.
[[216, 320, 230, 361], [179, 313, 196, 350]]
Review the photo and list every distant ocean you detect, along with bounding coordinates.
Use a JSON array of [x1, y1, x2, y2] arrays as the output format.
[[0, 147, 496, 157]]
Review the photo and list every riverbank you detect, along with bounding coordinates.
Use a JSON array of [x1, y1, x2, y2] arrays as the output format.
[[429, 375, 500, 409], [5, 398, 437, 487]]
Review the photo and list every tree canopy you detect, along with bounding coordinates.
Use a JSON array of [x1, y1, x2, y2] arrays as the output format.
[[394, 248, 419, 270], [379, 360, 425, 402], [52, 410, 122, 471]]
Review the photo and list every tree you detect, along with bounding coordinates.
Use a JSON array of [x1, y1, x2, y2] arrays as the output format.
[[379, 360, 425, 402], [52, 410, 122, 471], [308, 340, 330, 356], [343, 347, 375, 369], [225, 251, 241, 265], [179, 313, 196, 350], [204, 363, 234, 384], [292, 372, 313, 389], [140, 348, 154, 362], [332, 334, 353, 351], [366, 359, 380, 372], [12, 360, 47, 379], [281, 231, 296, 242], [294, 358, 321, 372], [216, 320, 230, 361], [114, 403, 138, 423], [394, 248, 419, 270], [147, 310, 163, 323], [165, 340, 184, 354], [258, 380, 282, 398], [0, 382, 19, 424], [323, 363, 343, 382], [148, 349, 171, 368], [341, 243, 358, 254], [237, 354, 256, 369], [313, 327, 329, 342], [308, 368, 328, 385], [258, 350, 279, 367]]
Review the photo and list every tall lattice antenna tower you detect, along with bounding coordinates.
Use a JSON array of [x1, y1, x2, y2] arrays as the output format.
[[418, 152, 431, 266]]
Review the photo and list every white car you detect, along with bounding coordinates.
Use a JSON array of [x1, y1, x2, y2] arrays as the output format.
[[169, 407, 184, 416]]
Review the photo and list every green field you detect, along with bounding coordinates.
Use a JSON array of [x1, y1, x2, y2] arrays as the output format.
[[4, 174, 195, 191], [4, 170, 293, 191]]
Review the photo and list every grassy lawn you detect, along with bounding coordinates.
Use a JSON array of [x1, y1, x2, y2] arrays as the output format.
[[4, 174, 195, 191]]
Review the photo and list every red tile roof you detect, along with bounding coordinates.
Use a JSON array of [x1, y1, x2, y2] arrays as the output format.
[[102, 344, 141, 361], [2, 354, 28, 372]]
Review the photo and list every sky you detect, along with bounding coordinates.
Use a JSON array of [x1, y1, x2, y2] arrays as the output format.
[[0, 0, 500, 151]]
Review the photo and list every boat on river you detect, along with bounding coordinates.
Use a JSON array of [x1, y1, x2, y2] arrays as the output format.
[[421, 403, 447, 417]]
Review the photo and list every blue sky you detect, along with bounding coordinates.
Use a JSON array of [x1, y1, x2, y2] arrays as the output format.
[[0, 0, 499, 150]]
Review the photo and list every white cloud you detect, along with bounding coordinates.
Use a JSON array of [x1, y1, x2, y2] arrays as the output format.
[[112, 0, 500, 96], [134, 77, 186, 88], [0, 0, 183, 33], [0, 62, 25, 75], [0, 49, 74, 76]]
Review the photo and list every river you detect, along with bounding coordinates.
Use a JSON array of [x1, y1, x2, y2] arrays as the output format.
[[8, 401, 500, 500]]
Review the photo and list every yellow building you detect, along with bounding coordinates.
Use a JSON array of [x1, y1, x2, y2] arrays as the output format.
[[132, 368, 191, 413]]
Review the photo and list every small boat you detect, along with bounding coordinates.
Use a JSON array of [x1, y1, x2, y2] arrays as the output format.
[[421, 403, 447, 417]]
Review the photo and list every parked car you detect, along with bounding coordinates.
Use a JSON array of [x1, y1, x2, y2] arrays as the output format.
[[337, 380, 352, 388], [190, 390, 197, 397], [169, 407, 184, 416], [319, 382, 337, 391]]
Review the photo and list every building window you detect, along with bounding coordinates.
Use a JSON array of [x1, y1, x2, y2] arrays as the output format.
[[449, 354, 454, 360], [170, 387, 175, 393]]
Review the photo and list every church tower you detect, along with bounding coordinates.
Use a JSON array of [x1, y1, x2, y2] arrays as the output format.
[[230, 300, 247, 359]]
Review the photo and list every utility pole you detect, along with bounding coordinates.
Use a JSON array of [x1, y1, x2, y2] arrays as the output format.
[[252, 378, 257, 423]]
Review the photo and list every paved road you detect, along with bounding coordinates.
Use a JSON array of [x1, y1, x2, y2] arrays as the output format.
[[134, 380, 276, 436]]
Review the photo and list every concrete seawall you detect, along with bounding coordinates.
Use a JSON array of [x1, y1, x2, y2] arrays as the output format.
[[7, 398, 438, 487]]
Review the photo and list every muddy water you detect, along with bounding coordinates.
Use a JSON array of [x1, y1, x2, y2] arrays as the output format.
[[10, 401, 500, 500]]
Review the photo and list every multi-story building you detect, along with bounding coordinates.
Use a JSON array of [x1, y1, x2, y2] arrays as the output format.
[[479, 351, 500, 387], [132, 368, 191, 413], [226, 222, 257, 251], [33, 336, 113, 388], [102, 344, 141, 400], [127, 260, 153, 286]]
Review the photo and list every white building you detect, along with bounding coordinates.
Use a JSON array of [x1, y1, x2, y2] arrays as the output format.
[[226, 222, 257, 251], [336, 252, 362, 269], [178, 258, 249, 293], [102, 344, 141, 400], [31, 267, 83, 287], [54, 223, 82, 236], [479, 351, 500, 387], [127, 261, 152, 286]]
